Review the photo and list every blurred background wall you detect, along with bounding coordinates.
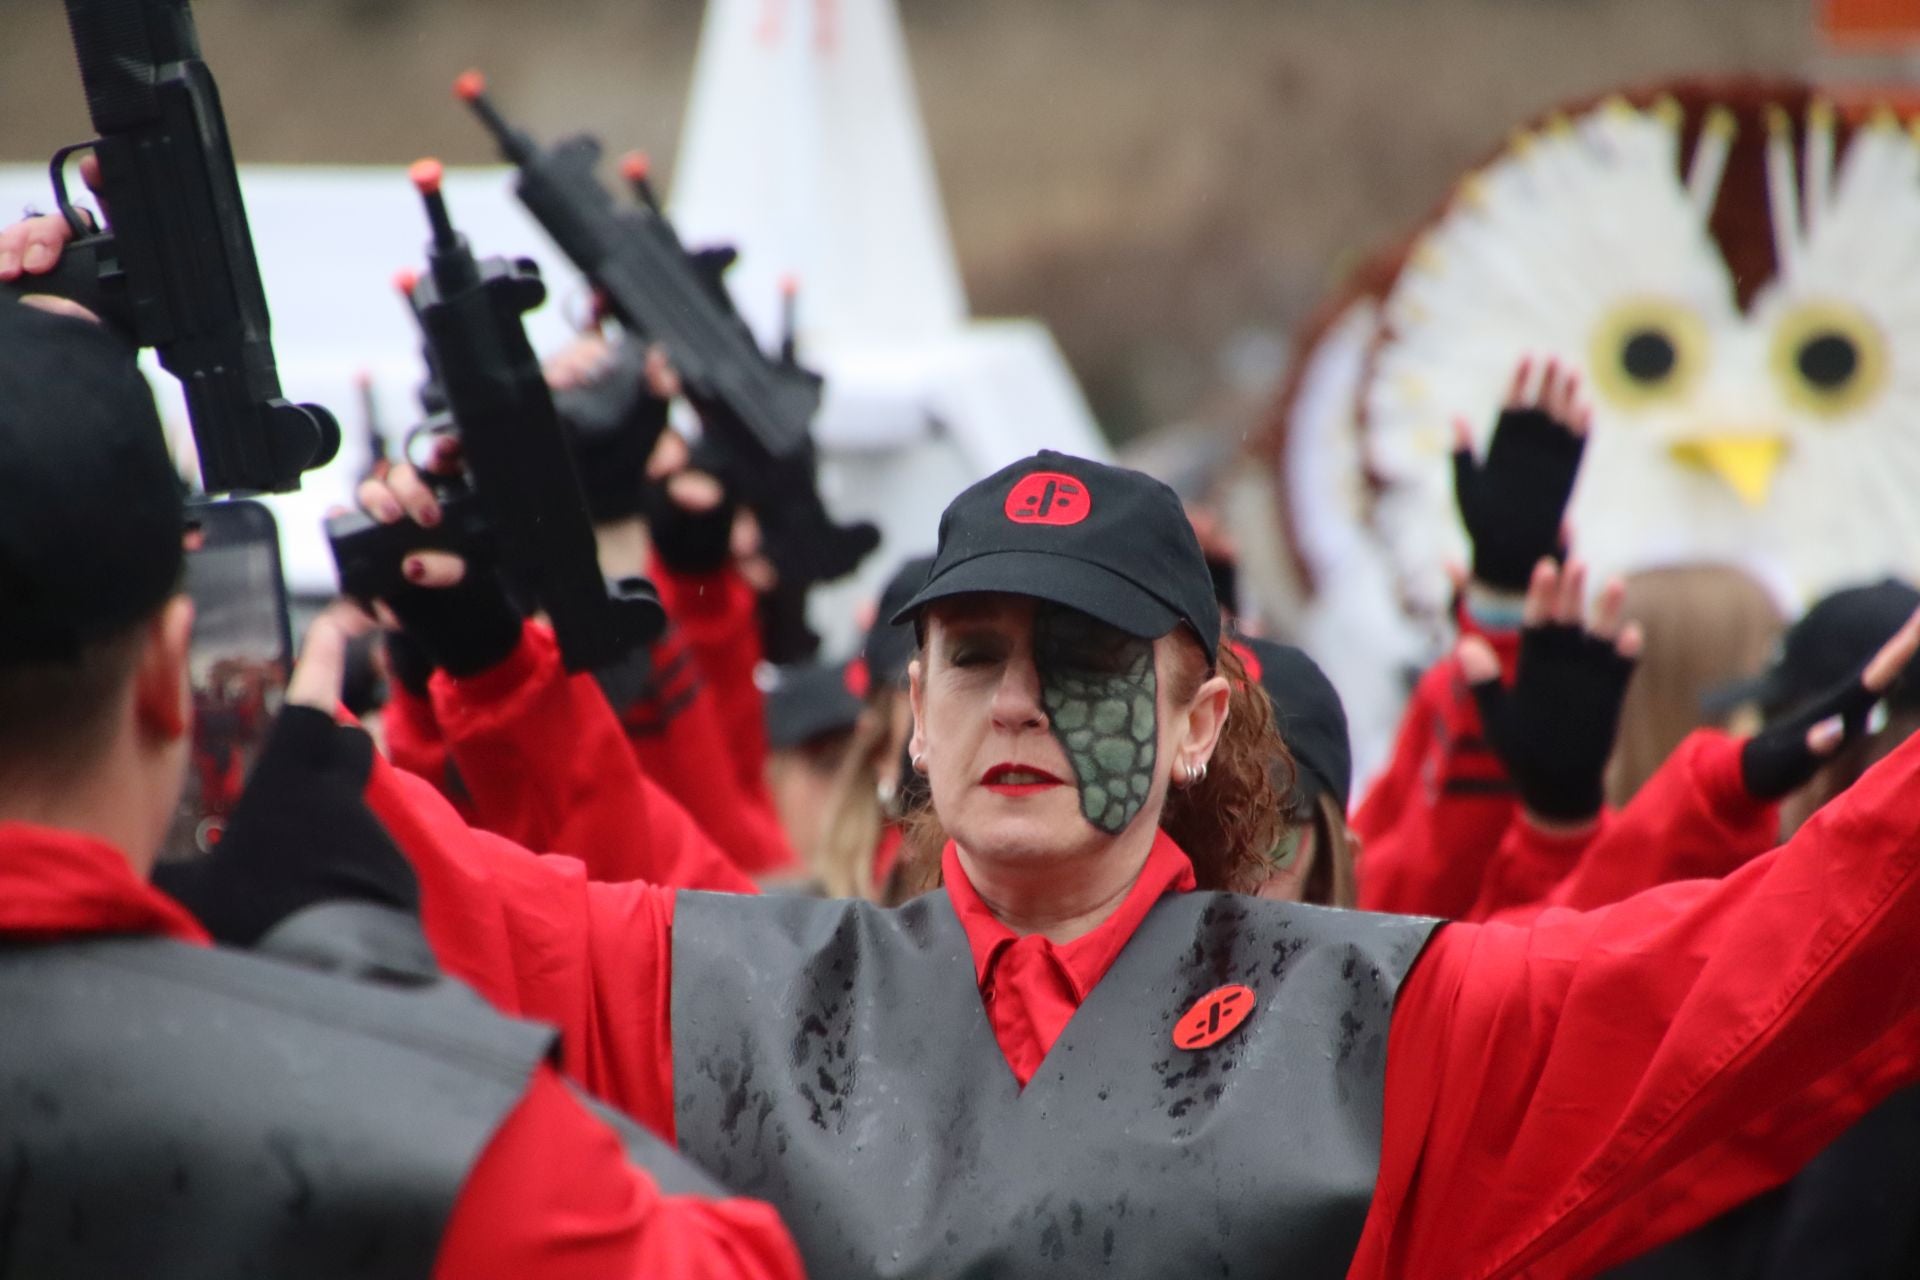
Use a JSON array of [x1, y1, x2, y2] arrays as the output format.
[[0, 0, 1826, 442]]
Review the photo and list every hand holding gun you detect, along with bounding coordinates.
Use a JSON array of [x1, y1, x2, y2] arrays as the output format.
[[5, 0, 338, 494], [456, 73, 878, 596], [327, 161, 664, 674]]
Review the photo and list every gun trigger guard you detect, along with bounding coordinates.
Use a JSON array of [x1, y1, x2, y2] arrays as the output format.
[[48, 141, 105, 239], [402, 416, 461, 472]]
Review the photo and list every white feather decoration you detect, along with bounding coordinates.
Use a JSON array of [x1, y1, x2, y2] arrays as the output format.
[[1362, 95, 1920, 616]]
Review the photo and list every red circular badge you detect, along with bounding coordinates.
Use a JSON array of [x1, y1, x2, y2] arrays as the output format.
[[1005, 472, 1090, 526], [1172, 984, 1256, 1051]]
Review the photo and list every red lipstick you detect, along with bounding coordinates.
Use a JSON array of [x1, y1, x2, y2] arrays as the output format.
[[981, 763, 1066, 796]]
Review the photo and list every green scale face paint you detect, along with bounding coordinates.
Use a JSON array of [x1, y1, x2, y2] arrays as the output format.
[[1034, 604, 1159, 834]]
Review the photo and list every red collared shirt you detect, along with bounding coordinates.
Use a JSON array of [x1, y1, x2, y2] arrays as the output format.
[[943, 828, 1197, 1087]]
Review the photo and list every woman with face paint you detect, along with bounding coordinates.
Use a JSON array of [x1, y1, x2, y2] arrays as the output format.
[[340, 447, 1920, 1280]]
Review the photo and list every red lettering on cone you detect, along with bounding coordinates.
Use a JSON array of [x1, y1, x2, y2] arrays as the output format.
[[1005, 473, 1090, 526], [1173, 984, 1256, 1051]]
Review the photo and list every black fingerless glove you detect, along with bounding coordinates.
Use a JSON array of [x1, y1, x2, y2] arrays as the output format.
[[152, 706, 420, 947], [381, 568, 524, 678], [382, 625, 436, 699], [1739, 676, 1883, 800], [1469, 623, 1638, 822], [642, 442, 737, 576], [1454, 407, 1587, 592], [553, 341, 671, 523]]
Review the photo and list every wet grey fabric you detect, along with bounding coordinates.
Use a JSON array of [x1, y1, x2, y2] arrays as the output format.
[[673, 887, 1439, 1278], [0, 933, 551, 1279]]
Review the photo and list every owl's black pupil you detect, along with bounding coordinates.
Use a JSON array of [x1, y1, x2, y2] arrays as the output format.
[[1797, 332, 1857, 390], [1621, 330, 1677, 383]]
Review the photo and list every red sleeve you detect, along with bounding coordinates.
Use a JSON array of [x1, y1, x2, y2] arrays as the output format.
[[1354, 641, 1521, 918], [430, 622, 758, 895], [1465, 811, 1600, 923], [1545, 730, 1778, 912], [1354, 727, 1920, 1277], [434, 1066, 804, 1280], [1474, 731, 1780, 926], [363, 746, 682, 1138], [653, 560, 771, 801], [381, 680, 479, 825], [615, 621, 797, 878]]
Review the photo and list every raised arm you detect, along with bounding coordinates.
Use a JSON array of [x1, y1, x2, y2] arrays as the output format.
[[1365, 608, 1920, 1277], [429, 619, 757, 893]]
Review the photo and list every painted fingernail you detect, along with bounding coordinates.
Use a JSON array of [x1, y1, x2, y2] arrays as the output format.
[[404, 557, 426, 582], [20, 242, 52, 272], [418, 502, 441, 528]]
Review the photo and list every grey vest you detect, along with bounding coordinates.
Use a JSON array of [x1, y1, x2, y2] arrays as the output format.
[[673, 888, 1439, 1279], [0, 914, 553, 1279]]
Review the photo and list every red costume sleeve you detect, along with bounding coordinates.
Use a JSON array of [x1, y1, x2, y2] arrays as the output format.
[[429, 622, 756, 895], [363, 748, 684, 1139], [434, 1065, 804, 1280], [1354, 626, 1521, 918], [1471, 731, 1779, 925], [1358, 728, 1920, 1277], [613, 624, 798, 879], [380, 680, 479, 825], [652, 560, 772, 801]]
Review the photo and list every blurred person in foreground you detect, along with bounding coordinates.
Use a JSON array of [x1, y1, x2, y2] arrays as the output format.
[[0, 274, 800, 1279]]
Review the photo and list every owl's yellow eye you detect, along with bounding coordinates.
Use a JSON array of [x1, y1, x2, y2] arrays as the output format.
[[1588, 298, 1708, 410], [1769, 301, 1887, 418]]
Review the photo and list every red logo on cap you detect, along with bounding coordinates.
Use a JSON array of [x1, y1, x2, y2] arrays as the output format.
[[1005, 472, 1089, 526], [1173, 984, 1256, 1051], [843, 656, 871, 699]]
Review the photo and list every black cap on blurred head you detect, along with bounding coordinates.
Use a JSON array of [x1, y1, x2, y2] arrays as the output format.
[[0, 298, 184, 662], [892, 452, 1222, 664], [1232, 636, 1352, 813], [862, 553, 934, 689], [1706, 578, 1920, 721], [763, 660, 865, 751]]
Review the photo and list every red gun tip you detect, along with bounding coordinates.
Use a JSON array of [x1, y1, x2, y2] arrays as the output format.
[[409, 158, 445, 195], [779, 273, 801, 297], [353, 368, 373, 390], [621, 151, 652, 183], [454, 70, 487, 102], [393, 267, 420, 295]]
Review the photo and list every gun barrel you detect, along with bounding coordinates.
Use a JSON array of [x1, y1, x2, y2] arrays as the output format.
[[456, 71, 537, 167], [620, 152, 661, 213]]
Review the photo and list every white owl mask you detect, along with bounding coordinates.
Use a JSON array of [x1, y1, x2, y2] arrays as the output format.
[[1363, 94, 1920, 618]]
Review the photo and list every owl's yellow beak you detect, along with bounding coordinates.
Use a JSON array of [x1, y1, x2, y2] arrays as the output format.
[[1668, 434, 1789, 508]]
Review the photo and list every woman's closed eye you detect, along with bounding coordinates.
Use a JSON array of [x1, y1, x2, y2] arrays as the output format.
[[944, 633, 1012, 670]]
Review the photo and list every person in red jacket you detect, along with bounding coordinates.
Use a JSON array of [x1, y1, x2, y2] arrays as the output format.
[[348, 431, 1920, 1279], [0, 250, 801, 1280], [1354, 358, 1599, 916]]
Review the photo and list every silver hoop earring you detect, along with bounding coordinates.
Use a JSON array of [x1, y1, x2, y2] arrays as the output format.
[[1195, 761, 1208, 784], [1179, 762, 1197, 787], [911, 753, 928, 774]]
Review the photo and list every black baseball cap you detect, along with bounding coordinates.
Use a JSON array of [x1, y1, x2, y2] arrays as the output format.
[[763, 660, 865, 750], [1706, 578, 1920, 720], [0, 298, 184, 662], [891, 451, 1222, 665], [1232, 636, 1353, 813], [862, 553, 934, 688]]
